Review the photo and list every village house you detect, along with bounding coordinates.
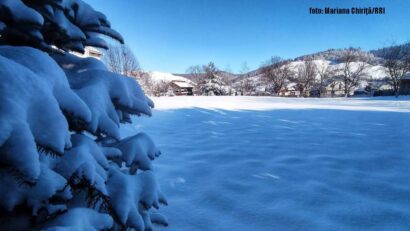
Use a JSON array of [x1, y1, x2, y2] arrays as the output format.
[[72, 46, 103, 59], [280, 83, 301, 97], [168, 80, 194, 96]]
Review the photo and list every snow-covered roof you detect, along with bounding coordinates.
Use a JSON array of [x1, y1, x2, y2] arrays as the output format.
[[171, 80, 194, 88], [286, 83, 297, 90], [148, 71, 193, 84], [71, 46, 102, 60]]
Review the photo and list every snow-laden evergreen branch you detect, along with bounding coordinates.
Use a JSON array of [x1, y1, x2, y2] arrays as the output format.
[[0, 1, 167, 230]]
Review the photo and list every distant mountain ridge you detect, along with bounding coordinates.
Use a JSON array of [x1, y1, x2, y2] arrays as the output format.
[[294, 48, 381, 65]]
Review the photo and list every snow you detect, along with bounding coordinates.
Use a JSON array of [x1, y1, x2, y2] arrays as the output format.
[[122, 96, 410, 231], [52, 52, 153, 139], [0, 164, 68, 212], [147, 96, 410, 113], [0, 46, 92, 125], [0, 0, 44, 27], [109, 132, 161, 172], [44, 208, 113, 231], [107, 167, 168, 230], [55, 134, 112, 195], [0, 53, 71, 183]]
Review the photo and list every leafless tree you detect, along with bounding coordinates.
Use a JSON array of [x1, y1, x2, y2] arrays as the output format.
[[220, 66, 234, 89], [152, 80, 169, 97], [261, 56, 283, 67], [260, 57, 292, 95], [316, 62, 334, 97], [337, 49, 368, 97], [102, 44, 140, 76], [380, 44, 410, 97], [186, 65, 204, 84], [241, 77, 255, 95], [295, 59, 317, 97], [132, 71, 154, 96], [186, 65, 204, 94]]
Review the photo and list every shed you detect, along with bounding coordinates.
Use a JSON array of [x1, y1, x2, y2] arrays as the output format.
[[169, 80, 194, 96]]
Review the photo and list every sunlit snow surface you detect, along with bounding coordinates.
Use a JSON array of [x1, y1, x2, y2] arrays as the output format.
[[122, 96, 410, 231]]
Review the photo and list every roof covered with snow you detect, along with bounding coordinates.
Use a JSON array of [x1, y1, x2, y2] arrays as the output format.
[[170, 80, 194, 88], [147, 71, 194, 84]]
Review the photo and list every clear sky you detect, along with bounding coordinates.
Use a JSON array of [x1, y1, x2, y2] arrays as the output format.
[[84, 0, 410, 73]]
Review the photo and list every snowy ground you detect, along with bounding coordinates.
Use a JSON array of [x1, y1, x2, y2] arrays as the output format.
[[121, 96, 410, 231]]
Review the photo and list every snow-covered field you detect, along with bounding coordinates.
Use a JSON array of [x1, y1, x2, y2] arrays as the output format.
[[122, 96, 410, 231]]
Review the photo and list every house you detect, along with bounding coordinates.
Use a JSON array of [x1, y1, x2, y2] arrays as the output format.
[[72, 46, 103, 59], [168, 80, 194, 96], [323, 80, 345, 97], [399, 73, 410, 95], [280, 83, 301, 97]]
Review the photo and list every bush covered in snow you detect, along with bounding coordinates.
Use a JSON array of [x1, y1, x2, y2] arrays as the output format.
[[0, 1, 167, 230]]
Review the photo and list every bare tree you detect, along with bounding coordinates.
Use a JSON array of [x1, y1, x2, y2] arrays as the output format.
[[241, 77, 255, 95], [260, 57, 292, 96], [337, 49, 368, 97], [186, 65, 203, 95], [261, 56, 283, 67], [380, 44, 410, 97], [186, 65, 204, 84], [102, 44, 140, 76], [152, 80, 169, 97], [316, 62, 334, 98], [132, 71, 154, 96], [236, 62, 251, 95], [295, 59, 317, 97], [220, 65, 234, 89]]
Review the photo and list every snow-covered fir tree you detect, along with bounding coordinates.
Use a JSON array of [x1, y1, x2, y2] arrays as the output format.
[[200, 62, 227, 96], [0, 1, 167, 230]]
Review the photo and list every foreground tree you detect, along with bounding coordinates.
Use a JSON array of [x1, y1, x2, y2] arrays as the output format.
[[380, 44, 410, 97], [0, 1, 167, 230]]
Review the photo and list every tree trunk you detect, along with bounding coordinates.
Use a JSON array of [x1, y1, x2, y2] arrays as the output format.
[[395, 81, 402, 98]]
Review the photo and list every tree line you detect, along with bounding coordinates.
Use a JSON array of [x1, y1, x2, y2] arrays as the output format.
[[103, 44, 410, 98]]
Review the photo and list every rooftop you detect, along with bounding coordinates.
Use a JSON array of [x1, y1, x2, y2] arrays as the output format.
[[171, 80, 194, 88]]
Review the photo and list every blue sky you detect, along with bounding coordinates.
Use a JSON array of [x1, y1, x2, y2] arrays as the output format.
[[85, 0, 410, 73]]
